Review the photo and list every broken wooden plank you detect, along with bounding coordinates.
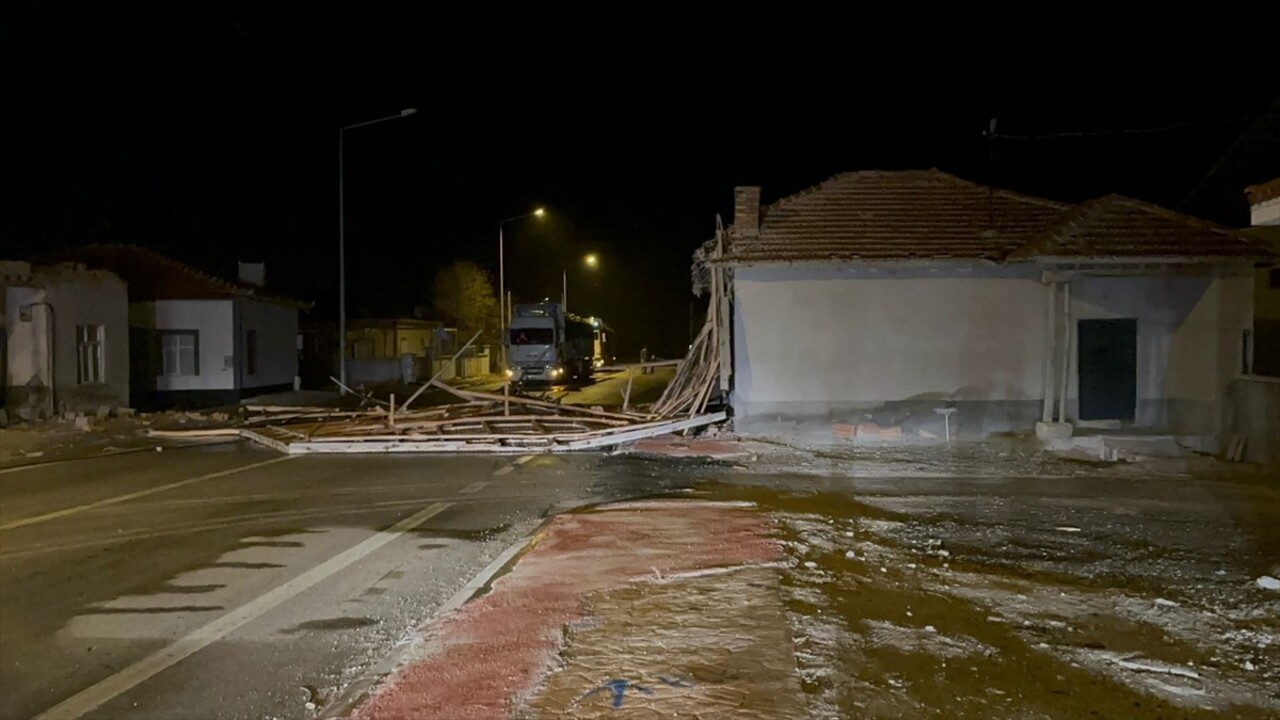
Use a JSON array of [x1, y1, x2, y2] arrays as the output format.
[[399, 330, 482, 412], [148, 428, 243, 438], [450, 387, 651, 422]]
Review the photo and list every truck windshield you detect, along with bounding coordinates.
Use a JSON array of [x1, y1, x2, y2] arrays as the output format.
[[510, 328, 554, 345]]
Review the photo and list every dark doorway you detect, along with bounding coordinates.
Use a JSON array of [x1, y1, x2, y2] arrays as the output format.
[[1077, 319, 1137, 421]]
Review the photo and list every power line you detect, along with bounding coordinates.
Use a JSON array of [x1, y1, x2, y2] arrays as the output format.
[[992, 117, 1251, 141]]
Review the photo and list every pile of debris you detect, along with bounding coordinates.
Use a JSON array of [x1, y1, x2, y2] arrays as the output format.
[[148, 255, 735, 455], [154, 380, 724, 455]]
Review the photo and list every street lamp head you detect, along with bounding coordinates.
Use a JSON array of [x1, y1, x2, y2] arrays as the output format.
[[584, 253, 599, 269], [533, 207, 546, 218], [400, 108, 418, 117]]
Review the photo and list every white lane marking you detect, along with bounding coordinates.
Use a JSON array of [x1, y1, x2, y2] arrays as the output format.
[[0, 456, 296, 532], [493, 465, 515, 477], [460, 480, 491, 493], [32, 500, 453, 720], [1, 494, 524, 562], [514, 455, 535, 465], [0, 448, 152, 477]]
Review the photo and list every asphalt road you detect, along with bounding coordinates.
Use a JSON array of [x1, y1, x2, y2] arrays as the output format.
[[0, 442, 683, 720]]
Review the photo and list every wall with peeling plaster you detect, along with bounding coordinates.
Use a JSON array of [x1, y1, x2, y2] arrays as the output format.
[[730, 263, 1252, 441], [2, 262, 129, 417]]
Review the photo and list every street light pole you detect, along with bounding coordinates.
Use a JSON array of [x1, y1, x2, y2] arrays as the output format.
[[338, 107, 416, 392], [497, 208, 545, 372]]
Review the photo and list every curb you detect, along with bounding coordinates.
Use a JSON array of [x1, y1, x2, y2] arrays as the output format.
[[317, 531, 542, 719]]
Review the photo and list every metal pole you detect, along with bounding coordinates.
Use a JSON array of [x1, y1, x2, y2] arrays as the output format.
[[338, 128, 347, 393], [498, 223, 505, 373], [335, 109, 415, 394], [562, 269, 567, 311]]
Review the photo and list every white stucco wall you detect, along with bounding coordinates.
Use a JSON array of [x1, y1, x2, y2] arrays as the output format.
[[4, 269, 130, 412], [732, 265, 1047, 411], [236, 299, 298, 390], [130, 300, 236, 391], [732, 264, 1253, 439], [1252, 197, 1280, 226]]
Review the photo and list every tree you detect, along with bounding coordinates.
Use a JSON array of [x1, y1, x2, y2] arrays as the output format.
[[431, 261, 500, 342]]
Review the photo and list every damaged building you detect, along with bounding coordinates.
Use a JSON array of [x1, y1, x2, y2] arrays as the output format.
[[699, 170, 1275, 449], [1, 260, 130, 420]]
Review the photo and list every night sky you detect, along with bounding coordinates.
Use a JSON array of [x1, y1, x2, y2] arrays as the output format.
[[5, 18, 1278, 358]]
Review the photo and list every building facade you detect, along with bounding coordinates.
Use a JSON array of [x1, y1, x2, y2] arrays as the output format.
[[1, 261, 130, 419], [708, 171, 1271, 447]]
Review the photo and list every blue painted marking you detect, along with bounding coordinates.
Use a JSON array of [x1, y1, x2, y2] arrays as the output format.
[[579, 679, 654, 708]]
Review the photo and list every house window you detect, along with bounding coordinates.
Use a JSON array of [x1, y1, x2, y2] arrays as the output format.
[[161, 331, 199, 376], [246, 330, 258, 376], [76, 325, 105, 384]]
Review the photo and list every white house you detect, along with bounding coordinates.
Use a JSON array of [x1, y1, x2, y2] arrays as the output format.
[[59, 246, 307, 409], [1, 261, 130, 420], [702, 170, 1273, 448]]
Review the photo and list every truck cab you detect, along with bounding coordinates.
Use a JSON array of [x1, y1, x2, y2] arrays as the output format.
[[506, 303, 594, 385]]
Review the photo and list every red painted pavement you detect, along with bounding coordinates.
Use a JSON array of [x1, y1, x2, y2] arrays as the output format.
[[354, 501, 778, 720]]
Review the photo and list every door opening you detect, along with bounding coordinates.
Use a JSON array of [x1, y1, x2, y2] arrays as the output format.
[[1077, 318, 1137, 421]]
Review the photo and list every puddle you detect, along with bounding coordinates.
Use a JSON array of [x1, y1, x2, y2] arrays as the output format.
[[284, 616, 378, 634], [408, 523, 511, 542], [154, 583, 225, 595], [79, 605, 224, 615], [245, 527, 326, 538]]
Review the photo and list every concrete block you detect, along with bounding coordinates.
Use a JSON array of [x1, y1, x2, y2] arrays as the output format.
[[74, 416, 92, 431], [1035, 422, 1074, 440], [95, 405, 111, 419]]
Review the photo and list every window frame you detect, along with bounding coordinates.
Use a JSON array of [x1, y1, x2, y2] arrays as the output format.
[[160, 330, 200, 377], [76, 324, 106, 385]]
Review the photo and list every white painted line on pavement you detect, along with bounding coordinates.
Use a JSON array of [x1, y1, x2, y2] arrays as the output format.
[[0, 456, 296, 532], [0, 448, 151, 476], [460, 480, 491, 493], [514, 454, 535, 465], [493, 465, 515, 477], [32, 500, 454, 720]]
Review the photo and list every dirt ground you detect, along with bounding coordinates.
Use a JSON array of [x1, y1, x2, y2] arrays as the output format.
[[700, 441, 1280, 718]]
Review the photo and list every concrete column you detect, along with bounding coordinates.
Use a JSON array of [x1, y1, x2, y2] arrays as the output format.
[[1057, 282, 1072, 423], [1041, 282, 1058, 423]]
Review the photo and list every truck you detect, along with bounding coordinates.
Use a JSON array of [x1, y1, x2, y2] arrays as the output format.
[[506, 303, 596, 385]]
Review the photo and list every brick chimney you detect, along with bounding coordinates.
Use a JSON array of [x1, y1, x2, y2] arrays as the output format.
[[733, 186, 762, 236], [238, 261, 265, 287]]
